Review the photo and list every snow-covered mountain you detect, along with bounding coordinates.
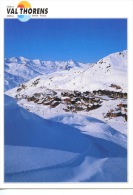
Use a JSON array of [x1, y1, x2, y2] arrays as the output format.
[[5, 50, 127, 92], [37, 50, 127, 92], [4, 57, 89, 91], [6, 50, 127, 95], [4, 50, 127, 182]]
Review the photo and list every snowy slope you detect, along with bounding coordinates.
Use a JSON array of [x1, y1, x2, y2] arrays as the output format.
[[4, 57, 89, 91], [5, 50, 127, 92], [4, 95, 127, 182], [6, 50, 127, 94], [5, 50, 127, 136], [50, 114, 127, 148], [36, 50, 127, 92], [4, 72, 26, 91]]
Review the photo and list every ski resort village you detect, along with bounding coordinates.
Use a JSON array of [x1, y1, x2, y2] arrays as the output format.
[[4, 50, 127, 182]]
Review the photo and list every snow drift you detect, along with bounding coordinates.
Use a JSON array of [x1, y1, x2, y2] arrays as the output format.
[[4, 95, 127, 182]]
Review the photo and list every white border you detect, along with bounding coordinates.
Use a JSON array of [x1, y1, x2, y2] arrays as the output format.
[[0, 189, 133, 195], [0, 0, 133, 189]]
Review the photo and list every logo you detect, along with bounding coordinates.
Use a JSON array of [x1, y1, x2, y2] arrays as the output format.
[[6, 1, 48, 22], [17, 1, 31, 22]]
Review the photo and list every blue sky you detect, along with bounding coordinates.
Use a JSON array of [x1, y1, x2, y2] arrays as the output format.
[[4, 19, 127, 63]]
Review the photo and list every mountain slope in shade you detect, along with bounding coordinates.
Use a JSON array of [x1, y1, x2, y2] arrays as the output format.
[[4, 95, 127, 182], [4, 72, 26, 91]]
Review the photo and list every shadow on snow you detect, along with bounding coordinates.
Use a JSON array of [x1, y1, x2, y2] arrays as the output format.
[[4, 95, 127, 159]]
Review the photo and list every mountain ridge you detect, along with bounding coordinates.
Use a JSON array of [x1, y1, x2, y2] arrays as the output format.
[[4, 50, 127, 91]]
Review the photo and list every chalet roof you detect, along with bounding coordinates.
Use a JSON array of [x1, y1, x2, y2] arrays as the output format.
[[37, 99, 44, 104]]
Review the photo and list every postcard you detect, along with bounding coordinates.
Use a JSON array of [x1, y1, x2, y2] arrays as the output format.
[[0, 0, 133, 189]]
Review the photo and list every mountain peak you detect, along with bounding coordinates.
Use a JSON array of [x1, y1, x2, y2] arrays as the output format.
[[68, 59, 75, 64]]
